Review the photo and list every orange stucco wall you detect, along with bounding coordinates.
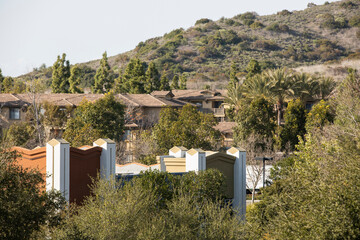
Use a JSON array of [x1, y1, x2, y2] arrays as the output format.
[[12, 146, 47, 190]]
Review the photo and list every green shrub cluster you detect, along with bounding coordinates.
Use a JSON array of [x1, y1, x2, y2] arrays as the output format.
[[266, 22, 290, 32], [195, 18, 212, 25]]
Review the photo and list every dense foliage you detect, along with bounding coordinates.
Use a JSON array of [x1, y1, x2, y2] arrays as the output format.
[[63, 93, 125, 146], [0, 145, 65, 240], [152, 104, 220, 154], [50, 169, 244, 239], [246, 68, 360, 239]]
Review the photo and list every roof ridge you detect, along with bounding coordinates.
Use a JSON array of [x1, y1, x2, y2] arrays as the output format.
[[118, 94, 140, 106], [149, 94, 166, 106]]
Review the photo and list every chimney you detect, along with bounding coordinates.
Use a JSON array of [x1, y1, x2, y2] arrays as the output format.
[[169, 146, 188, 158], [186, 148, 206, 172]]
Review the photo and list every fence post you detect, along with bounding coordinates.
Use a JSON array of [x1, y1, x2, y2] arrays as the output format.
[[46, 139, 70, 201], [227, 147, 246, 220], [186, 148, 206, 172], [93, 138, 116, 180]]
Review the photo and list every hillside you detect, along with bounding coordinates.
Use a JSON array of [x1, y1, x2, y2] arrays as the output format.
[[20, 0, 360, 89]]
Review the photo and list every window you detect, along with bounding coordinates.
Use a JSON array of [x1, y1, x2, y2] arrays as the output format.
[[9, 108, 20, 120]]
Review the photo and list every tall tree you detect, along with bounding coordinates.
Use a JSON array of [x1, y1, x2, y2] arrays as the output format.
[[2, 77, 14, 93], [92, 52, 112, 93], [171, 75, 180, 90], [68, 64, 83, 93], [123, 58, 146, 93], [228, 62, 239, 90], [246, 59, 261, 79], [51, 53, 70, 93], [144, 61, 160, 93], [159, 74, 170, 91], [179, 73, 187, 90], [265, 68, 295, 126]]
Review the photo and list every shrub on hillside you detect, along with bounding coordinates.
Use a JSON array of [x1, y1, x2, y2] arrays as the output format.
[[195, 18, 212, 25], [349, 15, 360, 27], [277, 9, 292, 16], [250, 21, 264, 29], [252, 39, 280, 51], [340, 0, 357, 9], [266, 22, 290, 32]]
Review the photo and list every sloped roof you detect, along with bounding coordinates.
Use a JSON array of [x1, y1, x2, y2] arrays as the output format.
[[118, 94, 190, 107], [214, 122, 236, 134], [0, 93, 190, 108], [171, 89, 226, 101]]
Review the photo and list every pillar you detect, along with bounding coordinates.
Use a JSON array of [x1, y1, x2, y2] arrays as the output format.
[[186, 148, 206, 172], [93, 138, 116, 180], [46, 138, 70, 201], [227, 147, 246, 220]]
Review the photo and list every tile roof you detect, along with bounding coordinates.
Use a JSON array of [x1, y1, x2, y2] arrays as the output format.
[[171, 89, 227, 101], [214, 122, 236, 134]]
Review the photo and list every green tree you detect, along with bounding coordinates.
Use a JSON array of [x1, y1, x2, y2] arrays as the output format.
[[51, 53, 70, 93], [2, 76, 14, 93], [305, 100, 335, 132], [3, 122, 34, 147], [63, 93, 125, 146], [152, 104, 220, 154], [144, 61, 160, 93], [159, 74, 170, 91], [228, 62, 239, 89], [179, 73, 187, 90], [0, 145, 66, 240], [234, 97, 276, 144], [246, 59, 261, 79], [277, 98, 307, 150], [265, 68, 295, 126], [122, 58, 146, 93], [68, 64, 83, 93], [171, 74, 180, 90], [92, 52, 112, 93]]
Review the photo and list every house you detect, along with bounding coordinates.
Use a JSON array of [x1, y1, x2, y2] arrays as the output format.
[[170, 89, 227, 121]]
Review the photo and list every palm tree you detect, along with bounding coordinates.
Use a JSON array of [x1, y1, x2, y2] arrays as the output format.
[[292, 72, 319, 103], [317, 76, 336, 100], [225, 82, 245, 114], [264, 68, 295, 126], [242, 73, 273, 101]]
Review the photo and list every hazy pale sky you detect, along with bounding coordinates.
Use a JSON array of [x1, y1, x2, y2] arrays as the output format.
[[0, 0, 333, 77]]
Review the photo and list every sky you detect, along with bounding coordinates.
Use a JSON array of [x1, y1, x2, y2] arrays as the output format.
[[0, 0, 334, 77]]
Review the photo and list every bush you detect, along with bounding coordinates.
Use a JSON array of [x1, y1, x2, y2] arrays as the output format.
[[250, 21, 264, 29], [195, 18, 212, 25], [5, 122, 34, 147], [340, 1, 357, 9], [349, 15, 360, 27], [277, 9, 292, 16], [51, 170, 244, 239], [305, 100, 335, 132], [266, 22, 290, 32], [252, 39, 279, 50], [224, 19, 235, 26]]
